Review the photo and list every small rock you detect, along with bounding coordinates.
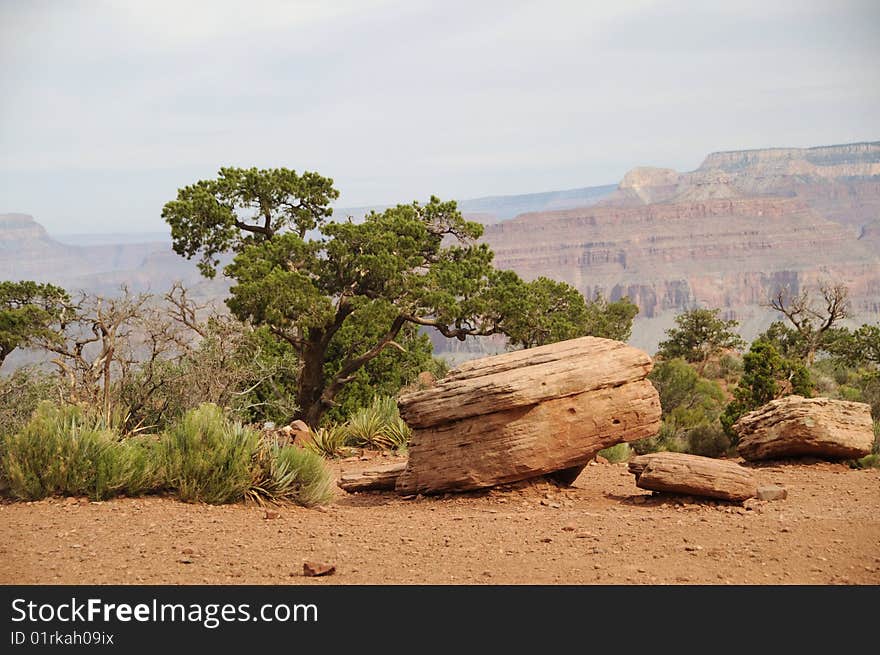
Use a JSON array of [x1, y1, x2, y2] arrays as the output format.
[[181, 547, 194, 555], [540, 537, 553, 543], [596, 455, 610, 465], [561, 524, 576, 532], [757, 485, 788, 501], [264, 510, 280, 520], [684, 545, 703, 552], [633, 496, 646, 505], [178, 558, 193, 564], [303, 562, 336, 577]]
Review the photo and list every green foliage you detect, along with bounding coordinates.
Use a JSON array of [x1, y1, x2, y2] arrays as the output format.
[[636, 358, 729, 457], [305, 423, 350, 458], [0, 402, 159, 500], [252, 442, 333, 507], [162, 167, 338, 278], [167, 168, 605, 425], [501, 277, 589, 348], [0, 368, 63, 437], [504, 283, 639, 349], [657, 308, 745, 367], [345, 396, 411, 450], [160, 404, 259, 504], [321, 298, 444, 422], [0, 280, 69, 368], [757, 321, 809, 361], [583, 294, 639, 342], [827, 324, 880, 369], [721, 340, 813, 437], [597, 443, 632, 463]]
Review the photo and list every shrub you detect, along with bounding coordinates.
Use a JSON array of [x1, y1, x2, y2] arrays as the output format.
[[685, 423, 731, 458], [0, 402, 160, 500], [161, 404, 259, 504], [0, 369, 63, 438], [345, 396, 411, 450], [598, 443, 632, 463], [252, 443, 333, 507], [305, 423, 350, 458]]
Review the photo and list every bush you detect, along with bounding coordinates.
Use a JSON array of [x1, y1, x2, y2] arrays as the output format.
[[598, 443, 632, 463], [252, 443, 333, 507], [0, 402, 159, 500], [0, 369, 63, 438], [305, 423, 350, 458], [685, 423, 731, 458], [345, 396, 411, 450], [161, 404, 259, 504]]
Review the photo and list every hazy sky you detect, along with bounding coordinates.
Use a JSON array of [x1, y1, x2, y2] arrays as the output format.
[[1, 0, 878, 234]]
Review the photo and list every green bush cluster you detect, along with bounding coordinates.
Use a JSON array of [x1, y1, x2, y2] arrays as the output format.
[[1, 402, 160, 500], [0, 402, 333, 506], [305, 395, 412, 458], [634, 358, 730, 457]]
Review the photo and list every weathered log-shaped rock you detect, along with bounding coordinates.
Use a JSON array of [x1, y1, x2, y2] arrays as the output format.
[[395, 336, 661, 494], [337, 462, 407, 492], [628, 452, 757, 502], [734, 395, 874, 461]]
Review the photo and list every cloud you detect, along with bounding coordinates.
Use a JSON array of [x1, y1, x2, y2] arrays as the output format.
[[0, 0, 878, 232]]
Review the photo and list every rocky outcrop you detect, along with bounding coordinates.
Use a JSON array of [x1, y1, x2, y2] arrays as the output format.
[[734, 396, 874, 461], [479, 142, 880, 352], [389, 337, 661, 495], [628, 452, 757, 502], [483, 197, 880, 320]]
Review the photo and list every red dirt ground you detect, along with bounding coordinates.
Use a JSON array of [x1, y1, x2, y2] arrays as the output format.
[[2, 453, 878, 585]]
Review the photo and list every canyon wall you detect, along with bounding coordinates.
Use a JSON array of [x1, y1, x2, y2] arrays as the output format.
[[482, 142, 880, 351]]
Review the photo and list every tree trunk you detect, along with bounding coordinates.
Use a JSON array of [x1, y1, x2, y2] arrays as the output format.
[[297, 342, 329, 427]]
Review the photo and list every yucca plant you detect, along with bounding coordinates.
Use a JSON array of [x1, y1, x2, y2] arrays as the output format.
[[305, 423, 351, 458], [346, 401, 391, 449], [161, 403, 259, 504], [345, 396, 412, 450]]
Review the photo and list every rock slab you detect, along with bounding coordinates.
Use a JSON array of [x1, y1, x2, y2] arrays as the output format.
[[394, 336, 661, 494], [734, 395, 874, 461], [628, 452, 758, 502]]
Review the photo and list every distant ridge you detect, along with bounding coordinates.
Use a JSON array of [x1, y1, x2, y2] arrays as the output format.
[[333, 182, 616, 224]]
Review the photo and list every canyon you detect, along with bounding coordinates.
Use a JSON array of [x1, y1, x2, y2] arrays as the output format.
[[482, 141, 880, 350], [2, 141, 879, 355]]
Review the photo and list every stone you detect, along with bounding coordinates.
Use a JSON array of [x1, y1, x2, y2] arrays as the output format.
[[628, 452, 757, 502], [288, 419, 315, 448], [303, 562, 336, 577], [734, 396, 874, 461], [264, 510, 280, 520], [756, 485, 788, 501], [393, 336, 661, 495], [337, 462, 407, 492]]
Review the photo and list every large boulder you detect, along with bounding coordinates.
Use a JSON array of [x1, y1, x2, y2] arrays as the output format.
[[628, 452, 757, 502], [393, 336, 661, 494], [734, 395, 874, 461]]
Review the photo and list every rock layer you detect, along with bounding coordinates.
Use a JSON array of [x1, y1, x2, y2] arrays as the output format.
[[734, 395, 874, 461], [394, 336, 661, 495], [628, 452, 757, 502]]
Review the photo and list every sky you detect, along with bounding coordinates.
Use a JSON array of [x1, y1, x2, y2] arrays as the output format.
[[1, 0, 878, 234]]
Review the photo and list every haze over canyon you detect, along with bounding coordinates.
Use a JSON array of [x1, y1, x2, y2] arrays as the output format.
[[3, 140, 879, 354]]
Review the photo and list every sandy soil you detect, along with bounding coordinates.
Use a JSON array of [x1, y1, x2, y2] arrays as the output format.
[[2, 453, 879, 585]]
